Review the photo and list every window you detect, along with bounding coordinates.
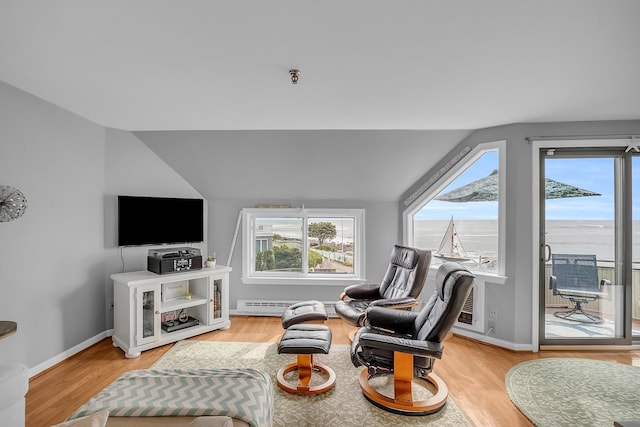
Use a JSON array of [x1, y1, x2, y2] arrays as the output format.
[[242, 208, 365, 285], [404, 141, 505, 275], [255, 238, 270, 253]]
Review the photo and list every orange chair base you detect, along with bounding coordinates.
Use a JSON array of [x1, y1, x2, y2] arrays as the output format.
[[277, 353, 336, 395], [347, 328, 358, 342], [358, 351, 448, 415]]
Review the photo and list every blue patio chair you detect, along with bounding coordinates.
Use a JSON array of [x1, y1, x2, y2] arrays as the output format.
[[549, 253, 610, 324]]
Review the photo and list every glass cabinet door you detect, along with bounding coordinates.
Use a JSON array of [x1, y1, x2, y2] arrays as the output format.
[[136, 284, 160, 345], [211, 278, 223, 322]]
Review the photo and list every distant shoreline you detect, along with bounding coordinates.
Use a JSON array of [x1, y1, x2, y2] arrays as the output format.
[[414, 219, 640, 262]]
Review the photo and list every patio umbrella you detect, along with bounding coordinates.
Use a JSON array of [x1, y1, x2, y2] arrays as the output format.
[[435, 170, 600, 202]]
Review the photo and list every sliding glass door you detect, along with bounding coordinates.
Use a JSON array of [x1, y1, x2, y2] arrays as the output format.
[[539, 147, 632, 345], [632, 156, 640, 341]]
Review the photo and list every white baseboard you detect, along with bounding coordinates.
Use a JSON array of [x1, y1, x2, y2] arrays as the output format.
[[228, 311, 534, 351], [453, 326, 533, 351], [28, 322, 534, 379], [29, 329, 114, 378]]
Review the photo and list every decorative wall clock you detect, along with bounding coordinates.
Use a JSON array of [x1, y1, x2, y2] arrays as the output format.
[[0, 185, 28, 222]]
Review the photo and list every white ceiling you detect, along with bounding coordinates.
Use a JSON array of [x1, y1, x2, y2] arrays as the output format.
[[1, 0, 639, 131]]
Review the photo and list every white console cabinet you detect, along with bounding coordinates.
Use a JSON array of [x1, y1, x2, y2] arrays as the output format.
[[111, 266, 231, 358]]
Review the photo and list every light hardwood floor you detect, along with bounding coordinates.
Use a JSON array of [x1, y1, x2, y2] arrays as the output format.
[[27, 316, 640, 427]]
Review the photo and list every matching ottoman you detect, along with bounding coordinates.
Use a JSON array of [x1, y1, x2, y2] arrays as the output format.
[[281, 300, 328, 329], [276, 301, 335, 395]]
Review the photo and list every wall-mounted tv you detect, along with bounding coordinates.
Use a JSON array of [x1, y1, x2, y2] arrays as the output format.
[[118, 195, 204, 247]]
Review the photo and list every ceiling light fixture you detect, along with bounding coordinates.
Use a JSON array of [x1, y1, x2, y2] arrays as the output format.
[[289, 69, 300, 85]]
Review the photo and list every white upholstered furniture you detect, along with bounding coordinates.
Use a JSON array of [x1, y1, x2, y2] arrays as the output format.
[[66, 368, 272, 427], [0, 361, 29, 427]]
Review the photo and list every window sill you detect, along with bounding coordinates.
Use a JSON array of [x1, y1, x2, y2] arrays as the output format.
[[427, 265, 508, 285], [241, 276, 367, 286]]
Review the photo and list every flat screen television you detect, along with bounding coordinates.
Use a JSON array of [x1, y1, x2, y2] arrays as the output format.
[[118, 195, 204, 246]]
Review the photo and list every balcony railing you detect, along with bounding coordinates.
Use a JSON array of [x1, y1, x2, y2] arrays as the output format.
[[543, 263, 640, 320]]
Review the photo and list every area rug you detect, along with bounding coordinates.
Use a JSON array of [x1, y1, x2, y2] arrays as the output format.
[[152, 340, 471, 427], [506, 358, 640, 427]]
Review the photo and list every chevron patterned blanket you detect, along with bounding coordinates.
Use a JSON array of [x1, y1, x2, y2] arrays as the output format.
[[67, 368, 273, 427]]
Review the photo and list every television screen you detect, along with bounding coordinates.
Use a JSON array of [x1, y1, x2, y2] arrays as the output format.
[[118, 196, 204, 246]]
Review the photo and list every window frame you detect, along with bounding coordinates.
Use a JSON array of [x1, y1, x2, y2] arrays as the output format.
[[241, 208, 366, 285], [530, 138, 637, 349], [403, 140, 506, 277]]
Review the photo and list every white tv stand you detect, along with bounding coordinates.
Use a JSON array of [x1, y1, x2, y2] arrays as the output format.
[[111, 266, 231, 358]]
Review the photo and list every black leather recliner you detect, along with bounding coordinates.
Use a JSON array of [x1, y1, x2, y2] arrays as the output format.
[[335, 245, 431, 333], [351, 262, 475, 415]]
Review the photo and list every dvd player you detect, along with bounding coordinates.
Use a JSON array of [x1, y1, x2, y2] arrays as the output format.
[[161, 316, 199, 332]]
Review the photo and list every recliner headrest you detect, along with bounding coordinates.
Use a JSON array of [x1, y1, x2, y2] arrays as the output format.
[[389, 245, 419, 270], [436, 262, 465, 301]]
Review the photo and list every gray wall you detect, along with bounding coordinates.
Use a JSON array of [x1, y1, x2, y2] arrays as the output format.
[[0, 82, 206, 371], [403, 120, 640, 348], [135, 130, 471, 307], [2, 76, 638, 371], [0, 81, 106, 368], [103, 128, 206, 330], [210, 198, 398, 306]]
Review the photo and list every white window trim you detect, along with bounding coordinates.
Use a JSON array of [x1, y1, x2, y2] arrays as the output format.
[[403, 140, 507, 279], [241, 208, 366, 285]]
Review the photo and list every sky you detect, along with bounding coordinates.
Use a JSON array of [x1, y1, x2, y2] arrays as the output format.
[[415, 151, 640, 221]]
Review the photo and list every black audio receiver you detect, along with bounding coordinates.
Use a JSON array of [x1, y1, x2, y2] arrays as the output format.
[[147, 247, 203, 274]]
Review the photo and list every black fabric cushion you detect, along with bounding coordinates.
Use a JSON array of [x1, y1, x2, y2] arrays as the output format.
[[281, 300, 328, 329], [278, 324, 332, 355], [334, 299, 372, 327], [335, 245, 431, 327], [379, 245, 431, 300], [351, 327, 437, 372], [351, 262, 474, 375], [342, 283, 382, 300], [365, 306, 418, 335], [416, 263, 475, 343]]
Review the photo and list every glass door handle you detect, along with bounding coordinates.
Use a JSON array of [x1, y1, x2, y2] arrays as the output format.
[[543, 244, 551, 262]]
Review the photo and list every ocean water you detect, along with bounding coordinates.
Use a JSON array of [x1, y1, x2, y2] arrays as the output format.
[[257, 218, 355, 242], [261, 218, 640, 263], [414, 219, 640, 262]]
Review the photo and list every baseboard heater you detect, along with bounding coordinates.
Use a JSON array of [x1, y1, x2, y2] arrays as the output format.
[[236, 300, 337, 317], [457, 286, 474, 325]]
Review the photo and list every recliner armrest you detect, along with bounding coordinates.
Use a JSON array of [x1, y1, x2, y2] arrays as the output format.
[[342, 283, 381, 300], [365, 306, 418, 334], [369, 297, 418, 309], [359, 332, 444, 359]]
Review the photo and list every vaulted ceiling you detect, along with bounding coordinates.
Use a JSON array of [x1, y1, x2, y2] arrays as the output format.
[[1, 1, 639, 131]]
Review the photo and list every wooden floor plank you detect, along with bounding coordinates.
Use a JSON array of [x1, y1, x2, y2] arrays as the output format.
[[26, 316, 640, 427]]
